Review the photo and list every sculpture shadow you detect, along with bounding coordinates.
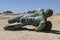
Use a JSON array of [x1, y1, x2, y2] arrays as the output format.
[[15, 27, 60, 35], [50, 30, 60, 35], [7, 21, 60, 35]]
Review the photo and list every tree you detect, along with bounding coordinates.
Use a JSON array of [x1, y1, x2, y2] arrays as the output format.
[[0, 13, 2, 14], [27, 10, 36, 13], [3, 10, 13, 13]]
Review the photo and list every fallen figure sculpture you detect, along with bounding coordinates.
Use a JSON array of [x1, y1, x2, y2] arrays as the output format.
[[3, 9, 53, 32]]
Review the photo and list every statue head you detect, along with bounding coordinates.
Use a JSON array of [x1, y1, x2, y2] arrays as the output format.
[[45, 9, 53, 17]]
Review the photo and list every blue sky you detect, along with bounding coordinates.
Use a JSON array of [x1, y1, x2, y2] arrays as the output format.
[[0, 0, 60, 13]]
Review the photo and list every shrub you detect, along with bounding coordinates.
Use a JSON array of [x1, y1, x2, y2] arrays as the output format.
[[3, 10, 13, 13]]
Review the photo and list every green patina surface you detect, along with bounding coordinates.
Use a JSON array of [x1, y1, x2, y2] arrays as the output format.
[[4, 9, 53, 31]]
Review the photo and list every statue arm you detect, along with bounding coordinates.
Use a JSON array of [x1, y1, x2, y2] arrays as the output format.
[[30, 11, 44, 17], [30, 13, 39, 17]]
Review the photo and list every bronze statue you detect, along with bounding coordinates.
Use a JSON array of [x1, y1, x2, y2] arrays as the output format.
[[3, 9, 53, 32]]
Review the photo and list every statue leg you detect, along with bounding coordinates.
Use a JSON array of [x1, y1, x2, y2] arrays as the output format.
[[35, 22, 46, 32], [35, 21, 52, 32], [3, 22, 25, 30]]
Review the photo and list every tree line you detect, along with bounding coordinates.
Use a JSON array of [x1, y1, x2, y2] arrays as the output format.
[[0, 10, 37, 14]]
